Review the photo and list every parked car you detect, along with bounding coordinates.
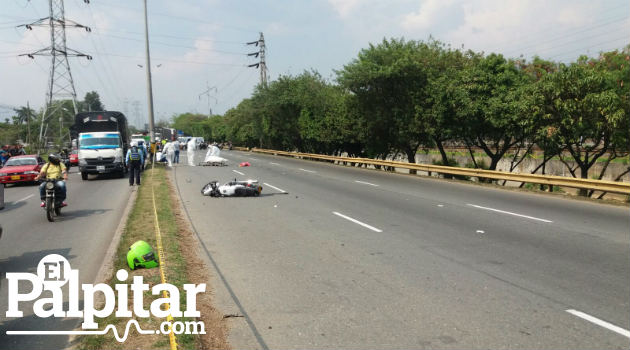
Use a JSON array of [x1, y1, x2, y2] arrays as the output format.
[[0, 155, 44, 185], [69, 149, 79, 166]]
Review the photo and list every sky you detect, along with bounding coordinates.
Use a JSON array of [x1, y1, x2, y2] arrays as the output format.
[[0, 0, 628, 127]]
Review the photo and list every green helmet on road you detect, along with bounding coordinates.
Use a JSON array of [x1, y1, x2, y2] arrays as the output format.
[[127, 240, 159, 270]]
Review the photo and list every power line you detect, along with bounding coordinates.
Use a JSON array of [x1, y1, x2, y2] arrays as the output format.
[[496, 2, 630, 56], [82, 4, 127, 106], [92, 26, 247, 45], [547, 35, 629, 61], [77, 50, 247, 67], [91, 1, 259, 34], [503, 15, 629, 58], [96, 32, 249, 56]]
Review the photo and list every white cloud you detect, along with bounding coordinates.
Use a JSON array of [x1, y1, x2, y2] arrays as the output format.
[[398, 0, 619, 61], [328, 0, 361, 18], [401, 0, 457, 30]]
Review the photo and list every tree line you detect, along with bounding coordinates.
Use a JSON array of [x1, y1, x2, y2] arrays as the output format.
[[174, 39, 628, 192], [2, 91, 105, 150]]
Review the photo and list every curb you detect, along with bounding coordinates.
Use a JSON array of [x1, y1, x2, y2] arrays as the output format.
[[93, 187, 138, 285]]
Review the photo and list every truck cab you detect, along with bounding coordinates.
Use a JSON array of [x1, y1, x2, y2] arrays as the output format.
[[78, 132, 126, 179], [70, 111, 130, 180]]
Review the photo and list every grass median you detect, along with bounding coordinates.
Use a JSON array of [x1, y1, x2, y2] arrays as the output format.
[[78, 165, 228, 350]]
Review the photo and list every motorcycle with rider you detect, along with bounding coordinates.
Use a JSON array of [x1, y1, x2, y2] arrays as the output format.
[[35, 153, 68, 221]]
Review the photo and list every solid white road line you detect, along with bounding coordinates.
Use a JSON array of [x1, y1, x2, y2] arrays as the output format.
[[466, 204, 553, 223], [566, 309, 630, 338], [299, 168, 316, 173], [263, 182, 287, 193], [355, 180, 379, 187], [232, 170, 245, 176], [270, 162, 280, 165], [13, 194, 34, 204], [332, 211, 383, 233]]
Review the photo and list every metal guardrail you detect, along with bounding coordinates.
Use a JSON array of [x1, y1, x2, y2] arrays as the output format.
[[231, 147, 630, 195]]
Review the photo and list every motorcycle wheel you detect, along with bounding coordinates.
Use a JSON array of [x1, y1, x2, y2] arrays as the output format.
[[46, 198, 55, 222]]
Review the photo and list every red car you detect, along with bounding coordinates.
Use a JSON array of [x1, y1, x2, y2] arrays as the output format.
[[0, 155, 44, 185], [69, 149, 79, 166]]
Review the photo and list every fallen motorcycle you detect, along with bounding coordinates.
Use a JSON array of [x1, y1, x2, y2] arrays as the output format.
[[201, 179, 262, 197]]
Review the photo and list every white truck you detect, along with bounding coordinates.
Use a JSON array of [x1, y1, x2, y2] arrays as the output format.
[[70, 112, 129, 180]]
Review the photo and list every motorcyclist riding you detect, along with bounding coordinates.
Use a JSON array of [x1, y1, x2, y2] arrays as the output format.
[[35, 153, 68, 207]]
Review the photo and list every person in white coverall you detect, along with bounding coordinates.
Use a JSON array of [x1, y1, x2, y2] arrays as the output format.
[[163, 141, 174, 167], [186, 138, 197, 166]]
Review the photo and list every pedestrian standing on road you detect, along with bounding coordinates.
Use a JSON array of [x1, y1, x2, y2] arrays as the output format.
[[17, 144, 26, 155], [164, 141, 174, 167], [138, 141, 148, 171], [0, 146, 8, 166], [186, 137, 197, 166], [172, 138, 180, 164], [8, 145, 18, 157], [126, 142, 144, 186]]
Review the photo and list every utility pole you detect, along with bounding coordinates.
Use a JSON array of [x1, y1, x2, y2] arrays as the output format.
[[18, 0, 92, 152], [143, 0, 156, 144], [198, 81, 217, 117], [247, 32, 267, 87], [26, 101, 31, 147]]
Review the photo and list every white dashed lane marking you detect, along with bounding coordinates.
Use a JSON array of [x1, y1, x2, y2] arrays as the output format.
[[332, 211, 383, 233], [566, 309, 630, 338], [355, 180, 379, 187], [467, 204, 553, 223], [263, 183, 287, 193]]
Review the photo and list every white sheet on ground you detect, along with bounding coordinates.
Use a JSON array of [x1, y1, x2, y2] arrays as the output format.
[[204, 145, 227, 163]]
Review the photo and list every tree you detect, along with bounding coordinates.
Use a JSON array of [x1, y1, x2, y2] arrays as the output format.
[[452, 53, 534, 171], [12, 105, 36, 125], [539, 59, 626, 195], [426, 46, 475, 169], [78, 91, 105, 112], [337, 38, 436, 171], [223, 99, 263, 148]]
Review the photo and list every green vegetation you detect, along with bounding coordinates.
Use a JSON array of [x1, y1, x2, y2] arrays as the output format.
[[172, 39, 628, 197], [78, 166, 198, 350], [3, 91, 105, 150]]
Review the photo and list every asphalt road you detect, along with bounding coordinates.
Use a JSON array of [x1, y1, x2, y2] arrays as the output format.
[[0, 167, 132, 350], [175, 149, 629, 349]]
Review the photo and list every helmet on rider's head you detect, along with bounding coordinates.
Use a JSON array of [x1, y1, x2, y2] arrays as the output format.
[[127, 240, 159, 270], [130, 141, 138, 148], [48, 153, 61, 165]]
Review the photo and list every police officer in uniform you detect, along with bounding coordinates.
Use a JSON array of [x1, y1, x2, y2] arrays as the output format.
[[126, 142, 144, 186]]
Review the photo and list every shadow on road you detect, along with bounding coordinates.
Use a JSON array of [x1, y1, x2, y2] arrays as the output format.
[[59, 208, 112, 220], [84, 173, 127, 181], [0, 248, 76, 276], [0, 301, 81, 350], [0, 200, 27, 213]]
